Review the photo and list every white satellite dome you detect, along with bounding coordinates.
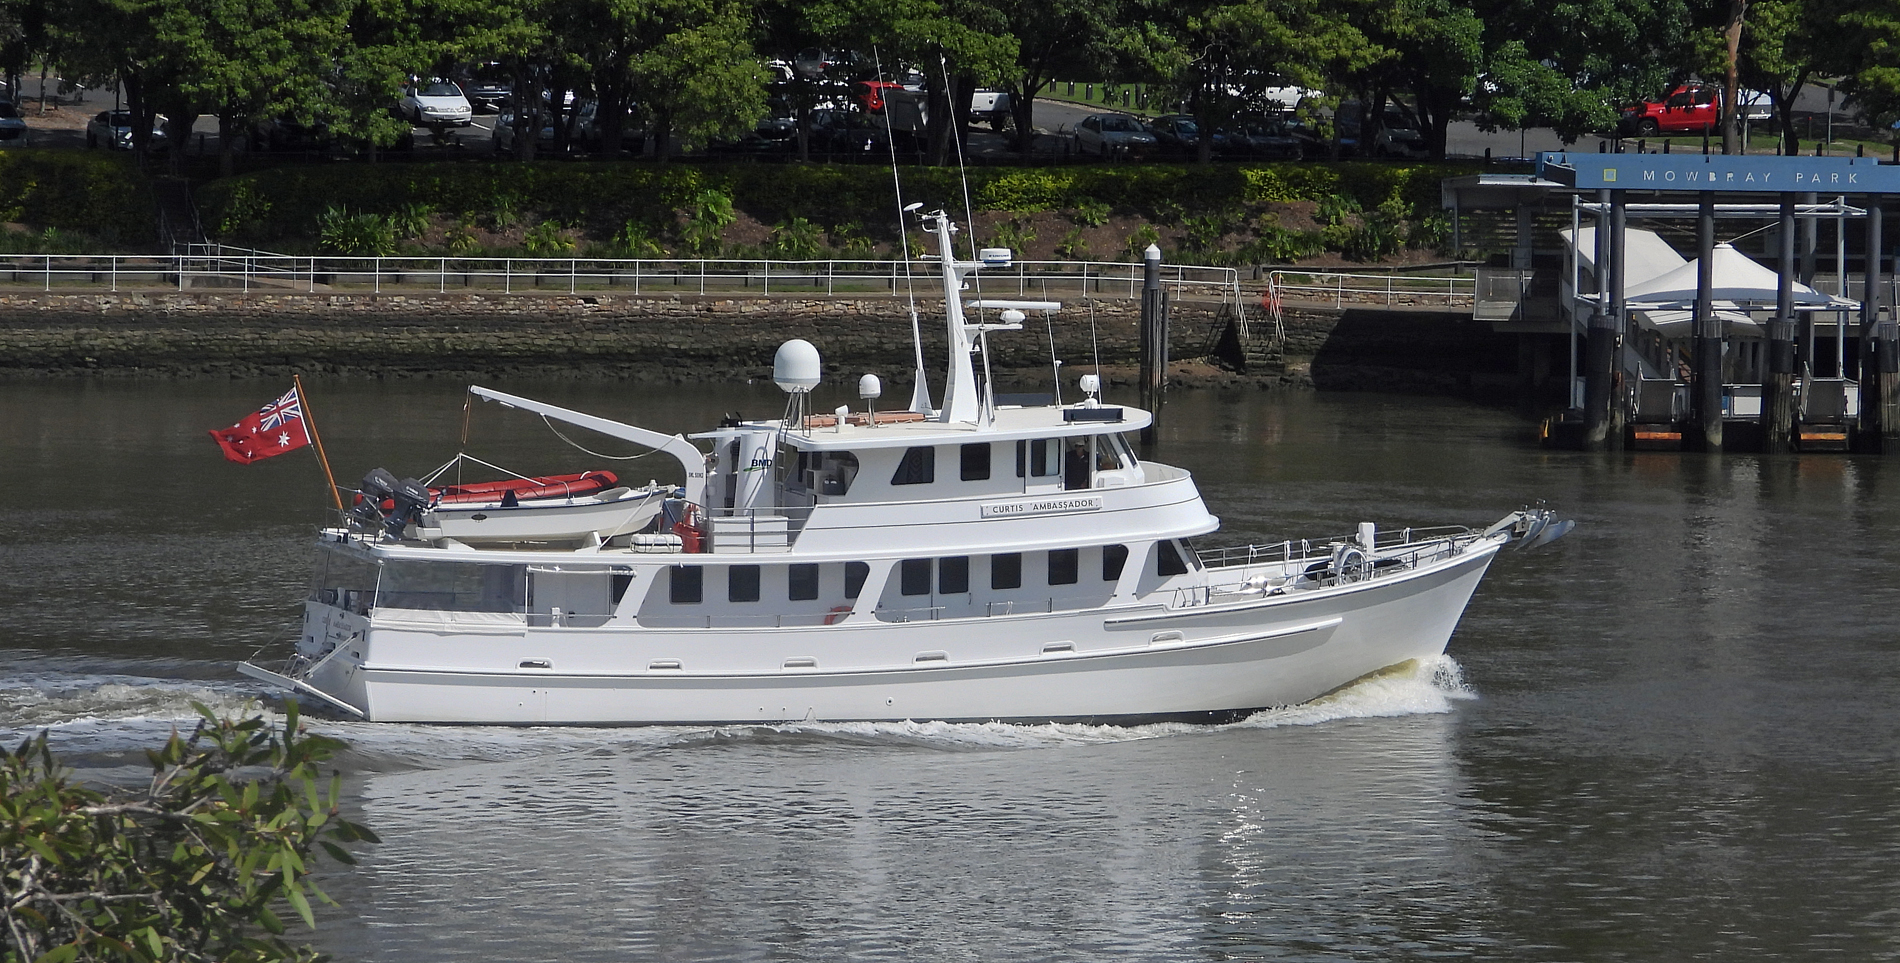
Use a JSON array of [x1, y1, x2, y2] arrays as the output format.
[[773, 339, 822, 393]]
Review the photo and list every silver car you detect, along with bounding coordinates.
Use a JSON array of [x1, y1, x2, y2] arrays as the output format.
[[85, 110, 168, 150], [400, 80, 473, 127], [1073, 113, 1156, 158]]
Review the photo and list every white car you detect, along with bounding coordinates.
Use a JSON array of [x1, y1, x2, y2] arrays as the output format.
[[1072, 113, 1156, 157], [401, 80, 473, 127]]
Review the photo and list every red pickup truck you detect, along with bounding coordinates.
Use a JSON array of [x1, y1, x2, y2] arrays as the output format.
[[1617, 83, 1771, 137]]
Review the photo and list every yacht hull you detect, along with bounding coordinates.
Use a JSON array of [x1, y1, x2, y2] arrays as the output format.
[[289, 543, 1498, 725]]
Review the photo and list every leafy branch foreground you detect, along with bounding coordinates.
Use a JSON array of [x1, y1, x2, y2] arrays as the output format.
[[2, 704, 377, 963]]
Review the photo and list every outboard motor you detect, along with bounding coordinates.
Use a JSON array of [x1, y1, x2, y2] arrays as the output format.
[[384, 477, 433, 538], [352, 468, 400, 529]]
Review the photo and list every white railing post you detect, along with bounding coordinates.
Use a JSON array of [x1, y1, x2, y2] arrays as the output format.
[[440, 257, 446, 294], [505, 258, 512, 294]]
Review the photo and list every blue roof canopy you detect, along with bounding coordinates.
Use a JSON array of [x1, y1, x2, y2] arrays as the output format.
[[1537, 152, 1900, 194]]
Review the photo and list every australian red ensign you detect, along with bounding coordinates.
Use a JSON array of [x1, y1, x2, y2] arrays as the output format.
[[209, 387, 311, 463]]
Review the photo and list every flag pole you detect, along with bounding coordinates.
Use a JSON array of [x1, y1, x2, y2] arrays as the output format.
[[295, 373, 347, 514]]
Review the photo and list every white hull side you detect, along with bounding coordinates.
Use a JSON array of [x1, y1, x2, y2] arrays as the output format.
[[300, 545, 1498, 725]]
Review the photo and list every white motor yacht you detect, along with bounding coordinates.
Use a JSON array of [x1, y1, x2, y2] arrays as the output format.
[[240, 210, 1568, 724]]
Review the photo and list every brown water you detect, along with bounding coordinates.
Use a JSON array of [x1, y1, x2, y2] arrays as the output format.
[[3, 377, 1897, 961]]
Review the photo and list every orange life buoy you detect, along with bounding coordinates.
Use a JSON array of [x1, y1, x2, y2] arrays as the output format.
[[823, 605, 852, 625]]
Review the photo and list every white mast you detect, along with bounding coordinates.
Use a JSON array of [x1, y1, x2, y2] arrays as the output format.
[[927, 212, 983, 424]]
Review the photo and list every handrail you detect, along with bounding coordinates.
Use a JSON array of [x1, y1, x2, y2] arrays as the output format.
[[1266, 268, 1479, 310], [0, 247, 1248, 308]]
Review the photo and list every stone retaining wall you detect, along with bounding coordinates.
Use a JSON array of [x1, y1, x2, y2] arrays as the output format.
[[0, 292, 1230, 380], [0, 291, 1522, 402]]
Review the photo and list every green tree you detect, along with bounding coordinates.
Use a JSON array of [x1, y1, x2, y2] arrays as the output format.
[[1135, 0, 1374, 163], [1, 703, 377, 963], [967, 0, 1126, 152], [624, 0, 769, 159]]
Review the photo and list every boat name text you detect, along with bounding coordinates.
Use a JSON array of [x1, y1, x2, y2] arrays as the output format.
[[980, 496, 1104, 518]]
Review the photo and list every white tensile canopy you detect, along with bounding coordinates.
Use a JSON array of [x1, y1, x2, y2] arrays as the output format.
[[1564, 226, 1690, 289], [1623, 242, 1854, 310]]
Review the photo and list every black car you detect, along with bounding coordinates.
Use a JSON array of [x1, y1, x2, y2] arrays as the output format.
[[1224, 118, 1305, 160], [1145, 114, 1228, 157]]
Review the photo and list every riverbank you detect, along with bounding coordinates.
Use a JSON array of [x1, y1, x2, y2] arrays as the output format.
[[0, 291, 1520, 401]]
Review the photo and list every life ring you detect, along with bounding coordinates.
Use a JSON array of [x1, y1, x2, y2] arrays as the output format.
[[823, 605, 852, 625]]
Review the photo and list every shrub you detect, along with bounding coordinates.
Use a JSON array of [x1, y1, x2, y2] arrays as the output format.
[[767, 216, 825, 259], [523, 219, 576, 255], [316, 206, 396, 256], [1072, 198, 1111, 227], [682, 188, 735, 256], [0, 702, 376, 963], [1124, 223, 1161, 259]]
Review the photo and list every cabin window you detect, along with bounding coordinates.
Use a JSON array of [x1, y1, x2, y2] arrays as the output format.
[[939, 556, 970, 594], [1103, 544, 1128, 581], [1048, 548, 1079, 586], [900, 558, 932, 596], [1157, 541, 1190, 576], [1093, 435, 1123, 471], [729, 565, 761, 603], [1025, 439, 1061, 477], [991, 552, 1023, 590], [892, 446, 936, 485], [788, 563, 820, 601], [669, 565, 703, 604], [960, 443, 991, 481], [813, 451, 860, 495], [611, 573, 634, 604], [845, 561, 870, 598]]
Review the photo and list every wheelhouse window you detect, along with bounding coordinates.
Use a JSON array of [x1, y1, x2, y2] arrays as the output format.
[[960, 443, 991, 481], [991, 552, 1022, 590], [900, 558, 932, 596], [789, 563, 820, 601], [1048, 548, 1079, 586], [1103, 544, 1129, 581], [729, 565, 760, 603], [669, 565, 703, 604], [939, 556, 970, 594], [845, 561, 870, 598], [1092, 435, 1123, 471], [1020, 439, 1061, 477], [892, 446, 936, 485], [1157, 541, 1190, 576]]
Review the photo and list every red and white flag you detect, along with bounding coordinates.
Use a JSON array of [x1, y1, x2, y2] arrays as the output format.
[[209, 386, 312, 463]]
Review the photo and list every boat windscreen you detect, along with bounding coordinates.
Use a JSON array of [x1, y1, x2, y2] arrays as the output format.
[[376, 561, 525, 612]]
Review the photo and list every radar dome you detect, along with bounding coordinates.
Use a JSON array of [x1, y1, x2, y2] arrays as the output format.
[[773, 339, 822, 393]]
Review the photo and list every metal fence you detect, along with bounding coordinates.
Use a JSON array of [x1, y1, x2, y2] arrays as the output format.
[[0, 246, 1248, 311]]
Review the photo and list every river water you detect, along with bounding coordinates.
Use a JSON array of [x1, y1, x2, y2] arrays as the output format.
[[3, 377, 1897, 962]]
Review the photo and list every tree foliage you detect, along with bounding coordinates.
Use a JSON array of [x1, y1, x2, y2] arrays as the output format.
[[1, 703, 377, 963]]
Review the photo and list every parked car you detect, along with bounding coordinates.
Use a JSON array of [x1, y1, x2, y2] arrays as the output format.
[[246, 116, 330, 152], [400, 79, 473, 127], [1617, 83, 1773, 137], [969, 89, 1011, 129], [491, 106, 563, 153], [1333, 102, 1427, 158], [1222, 117, 1305, 160], [1146, 113, 1227, 156], [84, 110, 167, 151], [0, 100, 26, 147], [461, 63, 512, 113], [1072, 112, 1156, 157], [573, 100, 644, 152]]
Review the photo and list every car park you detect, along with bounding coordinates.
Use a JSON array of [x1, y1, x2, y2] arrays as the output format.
[[84, 110, 167, 150], [1072, 113, 1156, 157], [0, 100, 26, 147], [401, 79, 473, 127], [1333, 102, 1427, 158]]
